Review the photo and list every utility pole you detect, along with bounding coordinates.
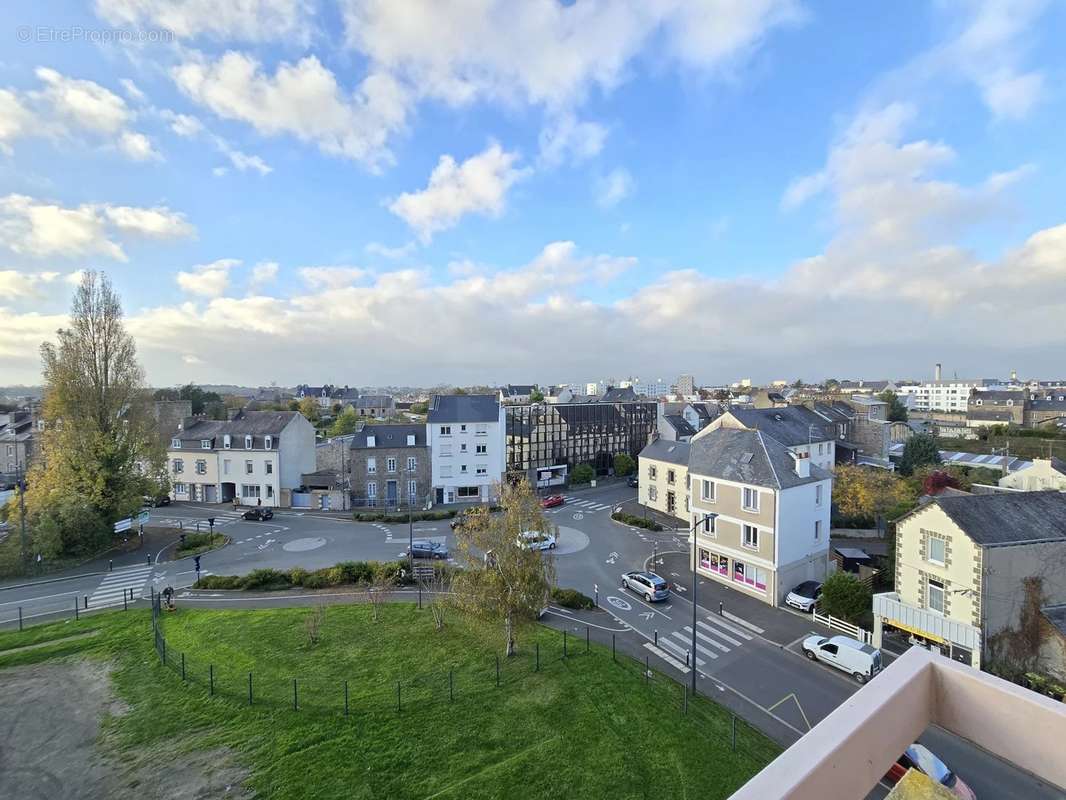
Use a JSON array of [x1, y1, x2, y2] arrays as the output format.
[[17, 460, 28, 569]]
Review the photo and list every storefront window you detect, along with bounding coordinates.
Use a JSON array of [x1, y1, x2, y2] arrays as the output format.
[[699, 548, 710, 570], [733, 560, 767, 591], [699, 550, 729, 576]]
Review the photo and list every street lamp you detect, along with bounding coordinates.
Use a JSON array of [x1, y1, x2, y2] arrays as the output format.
[[689, 511, 718, 693]]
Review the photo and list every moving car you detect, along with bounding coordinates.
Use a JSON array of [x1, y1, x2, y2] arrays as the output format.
[[143, 494, 171, 507], [886, 743, 977, 799], [621, 570, 669, 602], [517, 530, 556, 551], [785, 580, 823, 612], [802, 634, 882, 683], [242, 507, 274, 521], [627, 474, 639, 488], [407, 539, 449, 559], [540, 495, 565, 509], [449, 512, 468, 530]]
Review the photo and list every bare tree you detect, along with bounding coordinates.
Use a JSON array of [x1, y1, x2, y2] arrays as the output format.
[[364, 563, 397, 622], [420, 562, 453, 631], [305, 605, 325, 646], [452, 480, 556, 657]]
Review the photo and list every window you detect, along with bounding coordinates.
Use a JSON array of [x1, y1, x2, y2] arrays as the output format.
[[171, 437, 181, 448], [387, 457, 397, 473], [241, 484, 261, 499], [701, 479, 715, 502], [815, 520, 821, 540], [245, 435, 253, 449], [648, 465, 657, 480], [697, 514, 717, 536], [475, 423, 487, 435], [265, 461, 273, 475], [476, 444, 487, 455], [406, 434, 416, 446], [440, 465, 453, 478], [200, 439, 211, 449], [367, 435, 376, 448], [928, 577, 945, 614], [195, 459, 207, 475], [223, 459, 231, 475], [732, 560, 767, 591], [406, 456, 416, 470], [367, 482, 377, 499], [264, 435, 273, 449], [440, 425, 452, 436], [266, 485, 274, 499], [245, 460, 253, 475], [172, 458, 184, 474], [408, 479, 418, 502], [742, 524, 759, 550], [476, 465, 487, 475], [648, 485, 658, 501], [928, 536, 946, 565], [667, 469, 675, 485], [457, 486, 480, 498], [815, 484, 823, 506], [173, 482, 187, 494], [460, 424, 467, 432], [440, 444, 452, 457], [699, 549, 728, 576], [742, 487, 760, 512], [224, 434, 231, 449], [818, 443, 824, 455], [460, 443, 467, 453], [367, 457, 377, 474], [460, 464, 468, 474]]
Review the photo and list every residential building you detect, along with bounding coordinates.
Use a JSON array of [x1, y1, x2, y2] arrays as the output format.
[[897, 378, 990, 413], [874, 492, 1066, 670], [506, 399, 657, 484], [1027, 389, 1066, 427], [345, 424, 430, 509], [835, 379, 897, 394], [699, 405, 837, 472], [999, 458, 1066, 492], [295, 384, 339, 409], [682, 401, 722, 432], [585, 382, 602, 397], [676, 373, 695, 397], [166, 410, 315, 507], [688, 427, 832, 606], [428, 394, 505, 504], [638, 439, 689, 521], [751, 389, 789, 408], [658, 413, 696, 442], [967, 388, 1026, 427], [354, 394, 395, 417], [0, 410, 38, 479], [830, 395, 910, 467], [600, 385, 639, 403]]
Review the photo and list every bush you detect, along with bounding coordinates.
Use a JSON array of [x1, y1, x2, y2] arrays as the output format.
[[819, 571, 871, 624], [190, 559, 417, 592], [610, 511, 664, 531], [550, 587, 595, 609], [301, 573, 327, 589], [337, 560, 375, 584], [570, 464, 595, 485], [241, 568, 292, 591], [352, 510, 457, 523], [193, 574, 243, 590], [613, 453, 635, 476], [288, 567, 309, 585]]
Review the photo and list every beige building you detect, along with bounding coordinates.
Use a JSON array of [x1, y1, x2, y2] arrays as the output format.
[[637, 439, 689, 521], [875, 492, 1066, 671], [999, 457, 1066, 492], [688, 427, 832, 605]]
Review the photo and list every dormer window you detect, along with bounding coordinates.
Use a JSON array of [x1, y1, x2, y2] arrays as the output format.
[[367, 435, 376, 448], [171, 437, 181, 448], [224, 434, 231, 449], [200, 439, 211, 449], [245, 435, 253, 449], [406, 434, 415, 446], [264, 435, 273, 449]]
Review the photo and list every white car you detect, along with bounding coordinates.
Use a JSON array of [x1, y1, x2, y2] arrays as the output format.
[[516, 530, 557, 551]]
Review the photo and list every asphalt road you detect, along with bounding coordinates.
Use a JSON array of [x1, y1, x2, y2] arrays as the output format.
[[1, 486, 1061, 799]]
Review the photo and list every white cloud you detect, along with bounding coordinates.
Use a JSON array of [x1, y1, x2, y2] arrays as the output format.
[[388, 142, 530, 241], [297, 266, 368, 290], [595, 167, 634, 208], [250, 260, 279, 289], [163, 111, 204, 138], [102, 205, 195, 238], [538, 113, 608, 167], [365, 241, 417, 260], [172, 52, 409, 170], [159, 109, 272, 175], [0, 89, 33, 154], [119, 130, 162, 161], [94, 0, 313, 43], [34, 67, 130, 134], [217, 141, 272, 175], [182, 353, 204, 365], [0, 269, 70, 300], [119, 78, 146, 103], [176, 258, 241, 297]]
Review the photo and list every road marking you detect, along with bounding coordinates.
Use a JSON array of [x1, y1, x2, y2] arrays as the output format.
[[643, 642, 690, 673], [766, 692, 813, 731], [545, 610, 629, 632], [696, 619, 744, 648], [723, 610, 765, 634], [622, 590, 672, 620], [685, 624, 732, 653], [607, 596, 631, 611], [661, 636, 707, 666], [702, 613, 754, 641], [88, 565, 153, 607], [670, 631, 718, 660]]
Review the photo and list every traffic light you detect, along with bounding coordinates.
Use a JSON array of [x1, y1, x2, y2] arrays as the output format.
[[207, 517, 215, 531], [194, 555, 201, 572]]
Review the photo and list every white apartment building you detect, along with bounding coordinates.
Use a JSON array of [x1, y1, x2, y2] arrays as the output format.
[[167, 410, 315, 507], [898, 379, 989, 412], [427, 394, 506, 504]]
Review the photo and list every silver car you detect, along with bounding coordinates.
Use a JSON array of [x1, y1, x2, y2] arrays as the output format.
[[621, 570, 670, 602]]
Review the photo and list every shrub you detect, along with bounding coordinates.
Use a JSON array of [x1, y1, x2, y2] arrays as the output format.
[[241, 568, 292, 591], [301, 573, 327, 589], [337, 560, 375, 584], [570, 464, 595, 485], [613, 453, 636, 476], [193, 574, 242, 590], [288, 567, 309, 586], [550, 587, 595, 610], [819, 571, 871, 624], [610, 511, 664, 532]]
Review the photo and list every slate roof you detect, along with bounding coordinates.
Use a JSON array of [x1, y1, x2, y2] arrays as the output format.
[[504, 384, 536, 396], [813, 402, 854, 423], [724, 406, 832, 447], [932, 492, 1066, 547], [172, 411, 298, 448], [427, 394, 500, 423], [688, 402, 721, 423], [350, 423, 426, 449], [662, 414, 697, 438], [1041, 605, 1066, 638], [355, 394, 393, 408], [1029, 391, 1066, 411], [601, 386, 638, 402], [640, 438, 691, 466], [554, 402, 625, 430], [688, 427, 831, 490]]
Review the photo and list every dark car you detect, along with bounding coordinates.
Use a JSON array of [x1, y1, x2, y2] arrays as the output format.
[[627, 474, 639, 488], [143, 494, 171, 507], [408, 539, 449, 559], [242, 508, 274, 521]]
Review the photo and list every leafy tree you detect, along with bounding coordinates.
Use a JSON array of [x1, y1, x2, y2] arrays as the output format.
[[298, 395, 320, 423], [570, 464, 595, 484], [287, 400, 300, 412], [328, 406, 360, 437], [411, 402, 428, 414], [921, 470, 961, 496], [613, 453, 635, 476], [832, 464, 915, 532], [792, 379, 804, 389], [819, 571, 872, 624], [530, 390, 544, 403], [25, 272, 162, 559], [899, 433, 940, 476], [824, 378, 840, 391], [452, 480, 556, 656], [878, 390, 908, 422]]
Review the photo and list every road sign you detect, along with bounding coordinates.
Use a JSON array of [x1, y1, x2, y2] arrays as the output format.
[[137, 510, 150, 524], [114, 517, 132, 533]]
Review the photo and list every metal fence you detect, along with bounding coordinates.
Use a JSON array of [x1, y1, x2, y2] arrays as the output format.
[[149, 595, 775, 765]]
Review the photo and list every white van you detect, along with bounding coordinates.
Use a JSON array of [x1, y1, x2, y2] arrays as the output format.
[[802, 635, 883, 683]]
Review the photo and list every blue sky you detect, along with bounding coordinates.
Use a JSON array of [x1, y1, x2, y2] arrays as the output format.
[[2, 1, 1065, 388]]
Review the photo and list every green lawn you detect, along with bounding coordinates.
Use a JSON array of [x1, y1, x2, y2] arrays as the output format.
[[0, 605, 778, 799]]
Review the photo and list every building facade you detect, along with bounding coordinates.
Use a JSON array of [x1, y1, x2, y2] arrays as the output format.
[[898, 379, 988, 413], [345, 424, 430, 509], [354, 395, 395, 417], [166, 410, 315, 507], [428, 394, 506, 504], [0, 410, 38, 479], [999, 458, 1066, 492], [638, 439, 689, 521]]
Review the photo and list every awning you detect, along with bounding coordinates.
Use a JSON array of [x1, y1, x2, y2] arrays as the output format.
[[882, 618, 945, 645]]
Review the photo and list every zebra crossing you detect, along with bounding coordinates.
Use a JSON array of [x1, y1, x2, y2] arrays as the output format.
[[559, 496, 614, 513], [87, 564, 153, 609], [152, 509, 245, 529], [654, 613, 757, 667]]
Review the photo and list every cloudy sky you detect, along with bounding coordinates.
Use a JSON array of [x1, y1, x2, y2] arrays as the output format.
[[2, 1, 1065, 388]]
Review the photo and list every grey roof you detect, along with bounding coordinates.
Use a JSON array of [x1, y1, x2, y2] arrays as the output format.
[[173, 410, 298, 447], [688, 402, 721, 423], [839, 380, 891, 391], [688, 427, 831, 490], [601, 386, 638, 402], [1029, 392, 1066, 410], [813, 402, 854, 423], [970, 390, 1025, 405], [932, 492, 1066, 546], [662, 414, 697, 438], [427, 394, 500, 423], [350, 423, 425, 449], [640, 438, 691, 466], [355, 394, 393, 408], [724, 406, 832, 446], [1042, 605, 1066, 638], [504, 384, 536, 396]]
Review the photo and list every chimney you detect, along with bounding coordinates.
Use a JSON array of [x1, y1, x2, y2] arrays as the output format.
[[179, 416, 196, 432], [791, 450, 810, 479], [935, 363, 942, 382]]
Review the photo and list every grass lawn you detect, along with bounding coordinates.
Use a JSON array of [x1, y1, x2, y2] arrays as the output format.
[[0, 604, 778, 799], [173, 532, 228, 559]]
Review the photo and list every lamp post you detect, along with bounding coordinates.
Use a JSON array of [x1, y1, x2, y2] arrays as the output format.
[[689, 511, 717, 694]]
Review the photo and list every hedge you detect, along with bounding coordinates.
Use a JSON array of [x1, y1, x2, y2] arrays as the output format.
[[611, 511, 664, 532], [550, 587, 595, 610], [192, 560, 428, 591]]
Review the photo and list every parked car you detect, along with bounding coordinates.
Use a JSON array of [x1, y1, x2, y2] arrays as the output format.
[[802, 634, 882, 683], [627, 474, 639, 488], [785, 580, 823, 612], [886, 744, 976, 799], [407, 539, 449, 559], [450, 512, 468, 530], [242, 508, 274, 521], [143, 494, 171, 508], [516, 530, 556, 551], [621, 570, 669, 602], [540, 494, 565, 509]]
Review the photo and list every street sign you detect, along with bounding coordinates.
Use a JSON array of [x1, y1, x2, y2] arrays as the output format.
[[114, 517, 132, 533], [137, 510, 150, 524]]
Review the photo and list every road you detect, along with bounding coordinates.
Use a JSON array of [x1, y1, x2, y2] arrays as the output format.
[[1, 485, 1061, 799]]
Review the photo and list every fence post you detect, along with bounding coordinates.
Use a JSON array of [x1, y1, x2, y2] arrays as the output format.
[[123, 591, 127, 611], [563, 629, 567, 657], [654, 629, 658, 646], [293, 678, 298, 711], [731, 715, 736, 751], [449, 669, 454, 702], [18, 606, 22, 631], [645, 654, 650, 683], [248, 672, 253, 706], [418, 584, 422, 609], [719, 601, 723, 617], [396, 681, 401, 713], [162, 639, 167, 666], [344, 680, 349, 717], [495, 655, 500, 687], [612, 634, 616, 662], [209, 664, 214, 696], [83, 595, 88, 609], [181, 652, 186, 681], [536, 643, 540, 672], [586, 625, 590, 653], [75, 597, 79, 620], [683, 684, 689, 715]]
